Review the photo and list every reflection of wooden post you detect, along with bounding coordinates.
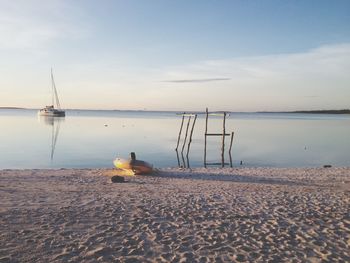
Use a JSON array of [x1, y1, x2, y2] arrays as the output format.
[[176, 149, 180, 167], [204, 108, 209, 168], [175, 113, 185, 151], [229, 132, 234, 168], [181, 151, 186, 168], [221, 112, 226, 167], [181, 116, 191, 154], [186, 114, 197, 159]]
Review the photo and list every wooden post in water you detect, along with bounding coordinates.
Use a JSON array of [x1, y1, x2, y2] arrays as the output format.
[[175, 113, 185, 151], [229, 132, 234, 168], [176, 149, 181, 167], [204, 108, 209, 168], [181, 151, 187, 168], [221, 112, 226, 167], [181, 116, 191, 154], [186, 114, 197, 159]]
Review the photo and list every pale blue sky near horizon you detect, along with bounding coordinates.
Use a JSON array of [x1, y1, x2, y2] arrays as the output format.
[[0, 0, 349, 111]]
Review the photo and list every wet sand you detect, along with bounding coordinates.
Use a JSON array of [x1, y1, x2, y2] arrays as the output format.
[[0, 167, 349, 262]]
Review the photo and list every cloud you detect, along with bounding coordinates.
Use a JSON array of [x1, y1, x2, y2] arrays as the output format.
[[0, 0, 88, 50], [147, 43, 350, 110], [303, 96, 319, 98], [52, 43, 350, 111], [160, 43, 350, 91], [162, 78, 231, 83], [60, 43, 349, 111]]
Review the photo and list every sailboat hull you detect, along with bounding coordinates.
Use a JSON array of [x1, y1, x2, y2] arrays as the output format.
[[38, 108, 65, 117]]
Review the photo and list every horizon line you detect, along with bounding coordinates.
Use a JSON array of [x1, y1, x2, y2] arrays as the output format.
[[1, 107, 349, 114]]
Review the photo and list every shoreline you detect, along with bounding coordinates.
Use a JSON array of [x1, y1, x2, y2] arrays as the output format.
[[1, 167, 349, 262]]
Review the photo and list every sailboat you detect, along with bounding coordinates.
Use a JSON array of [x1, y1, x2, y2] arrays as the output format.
[[38, 68, 65, 117]]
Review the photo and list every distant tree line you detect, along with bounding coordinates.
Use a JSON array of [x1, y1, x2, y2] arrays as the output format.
[[290, 109, 350, 114]]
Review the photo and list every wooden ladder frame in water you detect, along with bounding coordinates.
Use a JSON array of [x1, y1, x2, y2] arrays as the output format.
[[204, 108, 234, 168]]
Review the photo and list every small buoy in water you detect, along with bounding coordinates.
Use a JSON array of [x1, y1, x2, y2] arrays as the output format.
[[111, 175, 125, 183], [323, 165, 332, 168]]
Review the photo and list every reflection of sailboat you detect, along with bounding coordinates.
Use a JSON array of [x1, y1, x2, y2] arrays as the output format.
[[39, 116, 63, 160], [38, 68, 65, 117]]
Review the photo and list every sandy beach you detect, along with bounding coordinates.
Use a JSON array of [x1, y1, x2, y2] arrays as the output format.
[[0, 167, 349, 262]]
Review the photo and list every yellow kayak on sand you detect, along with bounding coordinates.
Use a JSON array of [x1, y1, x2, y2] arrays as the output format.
[[113, 152, 153, 175]]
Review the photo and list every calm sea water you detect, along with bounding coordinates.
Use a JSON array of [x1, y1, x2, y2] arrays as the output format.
[[0, 109, 349, 169]]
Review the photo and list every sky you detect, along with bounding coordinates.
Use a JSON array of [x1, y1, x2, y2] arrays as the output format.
[[0, 0, 349, 111]]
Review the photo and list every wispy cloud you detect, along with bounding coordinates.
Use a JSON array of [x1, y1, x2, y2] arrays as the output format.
[[162, 43, 350, 81], [57, 43, 350, 111], [163, 78, 231, 83], [303, 96, 320, 98], [60, 43, 350, 111], [142, 43, 350, 110]]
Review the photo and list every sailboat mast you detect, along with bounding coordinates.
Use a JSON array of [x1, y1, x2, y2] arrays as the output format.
[[51, 68, 54, 107], [51, 68, 62, 109]]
